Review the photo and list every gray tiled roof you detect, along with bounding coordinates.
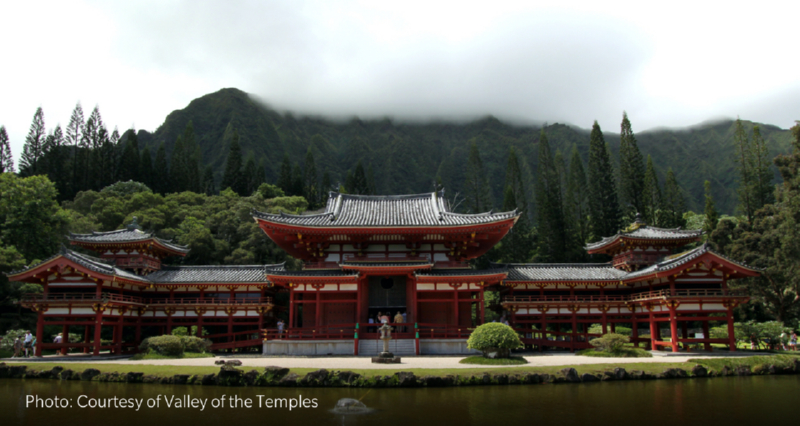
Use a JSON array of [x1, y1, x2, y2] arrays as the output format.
[[10, 247, 152, 283], [416, 267, 508, 277], [503, 263, 627, 282], [623, 243, 759, 279], [146, 264, 285, 284], [266, 269, 359, 277], [586, 226, 702, 251], [69, 229, 189, 254], [253, 190, 518, 227], [341, 261, 433, 268]]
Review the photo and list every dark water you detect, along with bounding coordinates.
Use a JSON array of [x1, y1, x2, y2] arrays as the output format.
[[3, 376, 799, 426]]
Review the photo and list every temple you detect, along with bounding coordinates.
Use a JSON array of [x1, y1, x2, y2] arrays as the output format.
[[9, 191, 758, 357]]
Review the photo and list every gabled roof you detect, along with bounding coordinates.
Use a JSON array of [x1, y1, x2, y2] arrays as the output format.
[[253, 190, 518, 228], [7, 246, 151, 284], [623, 243, 760, 280], [146, 264, 285, 284], [69, 228, 189, 255], [586, 226, 702, 253], [416, 267, 508, 277], [502, 263, 627, 282]]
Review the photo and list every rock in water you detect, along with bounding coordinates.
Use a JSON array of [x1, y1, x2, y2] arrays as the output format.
[[331, 398, 371, 414]]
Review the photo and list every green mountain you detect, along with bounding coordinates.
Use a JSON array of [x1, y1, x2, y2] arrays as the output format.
[[137, 88, 795, 214]]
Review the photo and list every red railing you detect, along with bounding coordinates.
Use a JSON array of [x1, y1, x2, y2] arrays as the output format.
[[503, 289, 746, 304], [147, 297, 273, 306], [502, 294, 628, 303], [415, 323, 472, 339], [263, 324, 357, 340]]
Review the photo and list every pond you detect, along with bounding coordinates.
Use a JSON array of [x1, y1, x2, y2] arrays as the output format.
[[2, 376, 798, 426]]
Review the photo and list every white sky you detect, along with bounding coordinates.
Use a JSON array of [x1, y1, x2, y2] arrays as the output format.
[[2, 1, 798, 159]]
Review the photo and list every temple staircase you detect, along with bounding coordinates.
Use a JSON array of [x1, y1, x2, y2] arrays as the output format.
[[358, 338, 416, 356]]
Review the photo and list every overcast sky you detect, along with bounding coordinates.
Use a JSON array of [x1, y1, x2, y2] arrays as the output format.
[[2, 1, 798, 159]]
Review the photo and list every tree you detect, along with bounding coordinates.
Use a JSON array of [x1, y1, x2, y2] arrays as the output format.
[[661, 168, 686, 228], [65, 103, 84, 198], [642, 155, 662, 225], [0, 126, 15, 174], [586, 121, 621, 241], [566, 145, 590, 253], [169, 135, 188, 192], [243, 155, 260, 195], [321, 169, 332, 196], [153, 142, 169, 194], [277, 154, 293, 195], [202, 165, 215, 196], [734, 118, 757, 223], [139, 147, 154, 189], [43, 125, 69, 198], [303, 149, 319, 207], [751, 125, 774, 208], [703, 180, 719, 234], [464, 142, 492, 213], [291, 162, 304, 198], [503, 146, 529, 222], [498, 185, 533, 263], [117, 131, 140, 183], [348, 160, 369, 195], [182, 122, 201, 192], [221, 130, 244, 194], [619, 112, 645, 215], [534, 129, 570, 262], [19, 107, 46, 176]]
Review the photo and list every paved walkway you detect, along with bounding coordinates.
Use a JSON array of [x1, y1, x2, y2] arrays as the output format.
[[4, 352, 764, 370]]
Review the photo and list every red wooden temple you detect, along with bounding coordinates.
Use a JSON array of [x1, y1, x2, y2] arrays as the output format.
[[9, 192, 758, 357]]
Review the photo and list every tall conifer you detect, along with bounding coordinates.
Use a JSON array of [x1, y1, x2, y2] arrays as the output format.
[[566, 145, 589, 251], [586, 121, 621, 240], [0, 126, 14, 173], [464, 142, 492, 213], [303, 149, 319, 206], [202, 165, 215, 196], [139, 147, 154, 189], [153, 143, 170, 194], [642, 155, 662, 225], [243, 155, 259, 195], [117, 131, 140, 183], [751, 125, 774, 208], [703, 180, 719, 234], [662, 168, 686, 228], [534, 130, 569, 262], [734, 118, 756, 223], [221, 130, 243, 194], [277, 154, 293, 195], [20, 107, 46, 176], [291, 163, 304, 198], [619, 112, 645, 214], [169, 135, 188, 192], [503, 146, 529, 221]]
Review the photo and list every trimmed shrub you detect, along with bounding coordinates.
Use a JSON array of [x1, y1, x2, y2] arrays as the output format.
[[587, 324, 632, 336], [140, 335, 184, 356], [590, 333, 630, 353], [181, 336, 211, 353], [467, 323, 523, 358]]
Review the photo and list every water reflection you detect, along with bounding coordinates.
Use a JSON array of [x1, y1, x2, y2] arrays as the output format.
[[2, 376, 798, 426]]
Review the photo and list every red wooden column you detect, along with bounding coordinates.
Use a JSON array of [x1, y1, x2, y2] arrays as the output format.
[[702, 320, 712, 352], [726, 305, 736, 351], [479, 285, 485, 325], [648, 310, 657, 351], [35, 311, 44, 357], [61, 324, 69, 355], [135, 322, 142, 351], [570, 310, 578, 353], [288, 288, 295, 328], [601, 311, 608, 334], [83, 325, 91, 354], [631, 317, 639, 348], [315, 290, 322, 329], [669, 306, 679, 352], [539, 310, 548, 352], [92, 310, 103, 356], [453, 287, 459, 326]]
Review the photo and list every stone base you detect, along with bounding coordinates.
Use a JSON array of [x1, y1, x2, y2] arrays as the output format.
[[371, 356, 401, 363]]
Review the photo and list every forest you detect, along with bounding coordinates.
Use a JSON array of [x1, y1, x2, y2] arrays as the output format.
[[1, 88, 799, 333]]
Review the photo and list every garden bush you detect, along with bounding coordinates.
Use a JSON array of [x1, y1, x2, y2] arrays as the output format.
[[139, 335, 184, 356], [590, 333, 630, 353], [587, 324, 632, 336], [181, 336, 211, 353], [467, 323, 523, 358]]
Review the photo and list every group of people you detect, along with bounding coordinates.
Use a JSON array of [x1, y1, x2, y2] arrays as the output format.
[[778, 331, 798, 351], [11, 331, 36, 358], [368, 311, 407, 331]]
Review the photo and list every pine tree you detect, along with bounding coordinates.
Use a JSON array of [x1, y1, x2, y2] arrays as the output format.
[[169, 135, 188, 192], [619, 112, 645, 214], [0, 126, 14, 173], [243, 155, 259, 195], [703, 180, 719, 234], [751, 125, 774, 208], [291, 163, 304, 198], [534, 130, 569, 262], [139, 147, 154, 189], [277, 154, 293, 195], [349, 160, 369, 195], [98, 132, 117, 189], [321, 170, 332, 197], [566, 145, 589, 253], [642, 155, 662, 225], [182, 122, 201, 192], [498, 185, 533, 263], [221, 130, 243, 194], [662, 168, 686, 228], [303, 149, 319, 207], [734, 118, 756, 223], [464, 142, 492, 213], [367, 164, 376, 195], [202, 165, 215, 195], [90, 125, 110, 190], [43, 125, 69, 197], [586, 121, 621, 240], [117, 130, 140, 183], [65, 103, 84, 197], [153, 142, 170, 194], [503, 146, 529, 222], [20, 107, 46, 176]]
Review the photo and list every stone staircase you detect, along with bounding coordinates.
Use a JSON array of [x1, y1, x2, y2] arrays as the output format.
[[358, 338, 416, 356]]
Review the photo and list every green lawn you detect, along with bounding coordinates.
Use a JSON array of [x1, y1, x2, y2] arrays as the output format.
[[576, 348, 652, 358], [459, 356, 529, 365], [129, 352, 215, 360]]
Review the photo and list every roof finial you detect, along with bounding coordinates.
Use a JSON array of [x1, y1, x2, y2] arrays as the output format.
[[127, 216, 141, 231]]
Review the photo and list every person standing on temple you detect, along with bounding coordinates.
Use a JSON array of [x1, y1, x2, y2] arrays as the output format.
[[277, 319, 285, 335], [380, 312, 390, 324], [394, 311, 403, 332]]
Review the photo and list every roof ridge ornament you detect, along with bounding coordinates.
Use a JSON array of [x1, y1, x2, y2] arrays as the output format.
[[126, 216, 141, 231]]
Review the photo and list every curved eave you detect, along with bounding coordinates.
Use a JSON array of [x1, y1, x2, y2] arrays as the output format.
[[69, 238, 189, 257], [586, 235, 701, 254], [7, 255, 150, 287], [252, 214, 520, 233], [340, 263, 433, 274], [622, 251, 761, 283], [503, 279, 624, 286], [266, 273, 359, 287]]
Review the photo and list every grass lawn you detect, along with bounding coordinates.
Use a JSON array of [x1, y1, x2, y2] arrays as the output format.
[[576, 348, 652, 358], [459, 356, 529, 365], [130, 352, 215, 360]]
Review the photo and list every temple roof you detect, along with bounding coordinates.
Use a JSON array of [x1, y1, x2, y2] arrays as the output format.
[[503, 263, 627, 282], [253, 190, 518, 228], [266, 269, 359, 277], [416, 267, 508, 277], [623, 243, 759, 279], [147, 264, 285, 284], [8, 246, 151, 284], [585, 225, 702, 252], [69, 228, 189, 254]]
